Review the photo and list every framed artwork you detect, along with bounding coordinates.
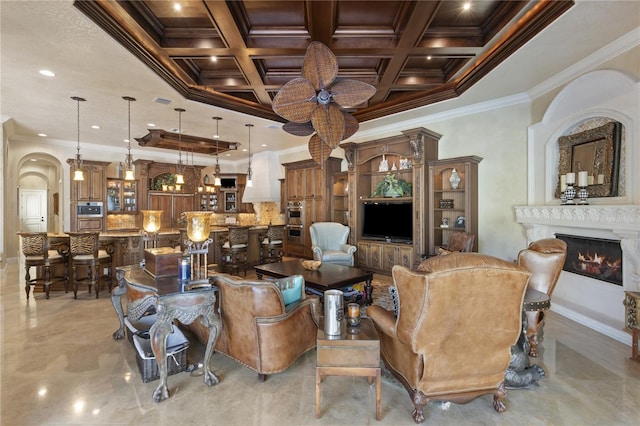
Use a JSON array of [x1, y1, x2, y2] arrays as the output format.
[[454, 216, 465, 229]]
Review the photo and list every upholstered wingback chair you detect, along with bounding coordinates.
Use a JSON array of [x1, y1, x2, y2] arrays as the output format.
[[187, 273, 320, 381], [517, 238, 567, 356], [367, 254, 530, 423], [443, 231, 475, 252], [309, 222, 356, 266]]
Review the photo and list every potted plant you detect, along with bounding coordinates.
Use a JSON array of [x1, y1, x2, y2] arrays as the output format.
[[371, 173, 412, 197]]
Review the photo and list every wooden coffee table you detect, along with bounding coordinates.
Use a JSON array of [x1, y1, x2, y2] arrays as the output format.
[[254, 259, 374, 304], [316, 318, 381, 420]]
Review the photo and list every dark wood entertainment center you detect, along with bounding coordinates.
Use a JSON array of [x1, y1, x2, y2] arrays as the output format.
[[342, 128, 481, 274]]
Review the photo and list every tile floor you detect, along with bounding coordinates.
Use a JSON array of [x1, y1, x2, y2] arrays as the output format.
[[1, 262, 639, 425]]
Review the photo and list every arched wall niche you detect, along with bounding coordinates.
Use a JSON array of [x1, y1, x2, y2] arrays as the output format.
[[527, 69, 638, 205]]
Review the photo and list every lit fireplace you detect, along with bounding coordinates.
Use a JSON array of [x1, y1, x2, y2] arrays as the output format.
[[555, 233, 623, 286]]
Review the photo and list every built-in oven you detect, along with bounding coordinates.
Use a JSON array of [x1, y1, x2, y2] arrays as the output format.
[[286, 201, 303, 225], [286, 201, 304, 245], [77, 201, 103, 218], [286, 224, 304, 245]]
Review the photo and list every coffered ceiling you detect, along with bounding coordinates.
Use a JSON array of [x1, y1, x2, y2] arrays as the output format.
[[75, 0, 573, 124]]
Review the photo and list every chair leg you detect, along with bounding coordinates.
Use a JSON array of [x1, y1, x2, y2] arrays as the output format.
[[24, 265, 32, 299], [72, 264, 79, 299], [44, 264, 51, 299]]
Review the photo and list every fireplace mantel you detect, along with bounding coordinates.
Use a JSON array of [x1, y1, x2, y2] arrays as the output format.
[[515, 204, 640, 293]]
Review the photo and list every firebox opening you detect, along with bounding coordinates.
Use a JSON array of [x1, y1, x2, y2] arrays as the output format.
[[555, 233, 623, 286]]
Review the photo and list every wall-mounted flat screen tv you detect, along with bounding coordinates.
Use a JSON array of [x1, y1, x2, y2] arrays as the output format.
[[361, 201, 413, 243]]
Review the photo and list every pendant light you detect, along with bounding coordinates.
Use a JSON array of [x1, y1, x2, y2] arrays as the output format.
[[245, 123, 254, 188], [175, 107, 185, 186], [212, 116, 222, 186], [71, 96, 86, 181], [123, 96, 136, 181]]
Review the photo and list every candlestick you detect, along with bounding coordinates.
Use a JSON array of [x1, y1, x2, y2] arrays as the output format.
[[564, 183, 576, 204]]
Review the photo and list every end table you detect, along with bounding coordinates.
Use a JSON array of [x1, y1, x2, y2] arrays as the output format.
[[315, 318, 381, 420]]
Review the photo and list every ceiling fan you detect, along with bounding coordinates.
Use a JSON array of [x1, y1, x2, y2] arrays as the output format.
[[273, 41, 376, 164]]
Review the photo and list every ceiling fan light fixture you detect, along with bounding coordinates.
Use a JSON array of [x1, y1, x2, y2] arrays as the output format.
[[272, 41, 375, 163], [71, 96, 86, 181], [123, 96, 136, 181]]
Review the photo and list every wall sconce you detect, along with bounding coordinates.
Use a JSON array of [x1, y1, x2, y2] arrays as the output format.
[[142, 210, 162, 248], [184, 211, 213, 283]]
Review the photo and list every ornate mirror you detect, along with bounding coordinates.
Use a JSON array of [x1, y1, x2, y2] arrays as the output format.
[[556, 121, 622, 198]]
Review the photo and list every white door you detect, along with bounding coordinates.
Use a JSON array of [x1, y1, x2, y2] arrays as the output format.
[[20, 189, 47, 232]]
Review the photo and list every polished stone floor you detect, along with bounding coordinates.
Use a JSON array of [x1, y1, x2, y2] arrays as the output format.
[[1, 262, 639, 425]]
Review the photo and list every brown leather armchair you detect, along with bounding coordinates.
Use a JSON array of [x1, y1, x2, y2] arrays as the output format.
[[187, 273, 320, 381], [367, 254, 530, 423], [517, 238, 567, 356], [439, 231, 475, 253]]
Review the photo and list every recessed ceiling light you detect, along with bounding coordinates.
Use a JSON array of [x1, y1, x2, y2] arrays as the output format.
[[91, 125, 100, 129], [463, 2, 472, 11], [30, 158, 38, 162], [210, 56, 217, 62], [147, 123, 156, 127], [426, 55, 432, 60], [225, 153, 231, 157], [242, 148, 248, 152], [173, 3, 181, 12], [37, 133, 47, 137], [39, 70, 55, 77], [261, 144, 267, 147]]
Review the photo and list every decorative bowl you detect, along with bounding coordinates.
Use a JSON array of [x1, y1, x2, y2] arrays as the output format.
[[301, 260, 322, 271]]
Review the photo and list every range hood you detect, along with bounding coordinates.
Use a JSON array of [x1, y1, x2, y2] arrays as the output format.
[[241, 151, 282, 203]]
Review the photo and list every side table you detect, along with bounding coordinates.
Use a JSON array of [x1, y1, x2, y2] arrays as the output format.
[[316, 318, 381, 420], [111, 266, 221, 402]]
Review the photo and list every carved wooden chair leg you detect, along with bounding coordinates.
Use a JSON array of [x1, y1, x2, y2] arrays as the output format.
[[492, 382, 508, 412], [24, 265, 32, 299], [411, 391, 427, 423], [44, 264, 52, 299]]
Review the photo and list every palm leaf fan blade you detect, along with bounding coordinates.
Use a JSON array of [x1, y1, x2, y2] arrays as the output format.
[[308, 134, 332, 165], [331, 80, 376, 108], [342, 112, 359, 141], [311, 104, 344, 149], [283, 121, 315, 137], [272, 78, 317, 123], [302, 41, 338, 90]]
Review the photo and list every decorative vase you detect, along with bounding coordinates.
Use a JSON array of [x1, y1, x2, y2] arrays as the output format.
[[449, 168, 461, 189]]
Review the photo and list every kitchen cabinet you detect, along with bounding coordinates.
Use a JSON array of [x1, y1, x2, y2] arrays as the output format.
[[148, 192, 195, 229], [283, 157, 342, 258], [107, 179, 137, 213], [67, 159, 109, 232]]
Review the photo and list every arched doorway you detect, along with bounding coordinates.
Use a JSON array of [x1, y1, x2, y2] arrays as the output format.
[[18, 153, 64, 234]]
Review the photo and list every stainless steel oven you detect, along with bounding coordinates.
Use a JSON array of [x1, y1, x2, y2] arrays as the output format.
[[286, 201, 304, 245], [77, 201, 103, 218], [286, 224, 304, 245], [286, 201, 303, 225]]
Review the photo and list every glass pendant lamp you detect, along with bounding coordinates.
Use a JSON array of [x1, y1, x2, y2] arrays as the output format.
[[213, 116, 222, 186], [123, 96, 136, 181], [175, 107, 185, 186], [245, 123, 253, 187], [71, 96, 86, 181]]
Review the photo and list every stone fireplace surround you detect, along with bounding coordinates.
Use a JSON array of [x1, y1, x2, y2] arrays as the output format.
[[515, 70, 639, 345]]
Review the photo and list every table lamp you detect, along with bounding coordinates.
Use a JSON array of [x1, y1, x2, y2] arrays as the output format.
[[184, 211, 213, 283], [142, 210, 163, 248]]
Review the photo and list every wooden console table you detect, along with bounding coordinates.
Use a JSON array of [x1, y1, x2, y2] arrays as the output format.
[[111, 266, 221, 402]]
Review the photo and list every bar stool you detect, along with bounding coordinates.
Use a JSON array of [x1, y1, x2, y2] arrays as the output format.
[[67, 232, 113, 299], [259, 224, 284, 264], [220, 226, 249, 276], [18, 232, 68, 299]]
